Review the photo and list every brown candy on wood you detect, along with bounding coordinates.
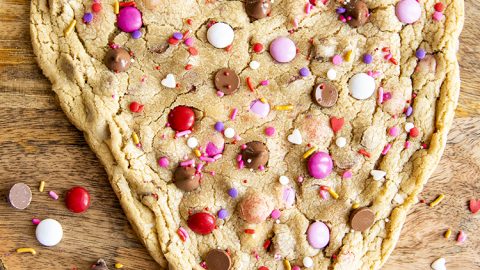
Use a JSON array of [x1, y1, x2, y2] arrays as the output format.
[[104, 48, 131, 72], [214, 68, 240, 95], [205, 249, 232, 270], [312, 82, 338, 108], [349, 207, 375, 231], [173, 166, 200, 192], [241, 141, 269, 169], [245, 0, 272, 20], [344, 0, 369, 28]]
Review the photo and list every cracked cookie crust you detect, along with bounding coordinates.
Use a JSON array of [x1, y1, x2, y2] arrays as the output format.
[[30, 0, 464, 269]]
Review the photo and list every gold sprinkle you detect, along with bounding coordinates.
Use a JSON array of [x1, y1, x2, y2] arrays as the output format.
[[283, 259, 291, 270], [194, 149, 201, 157], [444, 228, 452, 239], [429, 194, 445, 207], [302, 146, 318, 159], [16, 248, 36, 255], [344, 50, 353, 62], [39, 181, 45, 192], [273, 105, 293, 111], [328, 188, 339, 199], [352, 202, 360, 209], [115, 263, 124, 269], [64, 19, 76, 36], [132, 132, 140, 145], [114, 0, 120, 14], [260, 98, 268, 103]]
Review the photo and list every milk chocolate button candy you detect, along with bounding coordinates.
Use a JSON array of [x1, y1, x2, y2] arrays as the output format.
[[312, 82, 338, 108], [241, 141, 269, 169], [205, 249, 232, 270], [344, 0, 369, 27], [245, 0, 272, 20], [104, 48, 131, 72], [350, 207, 375, 231], [8, 183, 32, 210], [214, 68, 240, 95], [173, 166, 200, 192]]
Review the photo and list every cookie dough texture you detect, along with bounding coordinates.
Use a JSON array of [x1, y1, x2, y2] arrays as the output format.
[[30, 0, 464, 269]]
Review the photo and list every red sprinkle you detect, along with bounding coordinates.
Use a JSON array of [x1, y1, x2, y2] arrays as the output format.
[[225, 44, 233, 52], [253, 43, 264, 53], [168, 37, 180, 45], [434, 2, 445, 12], [409, 127, 420, 137], [258, 267, 269, 270], [119, 1, 136, 7], [188, 47, 198, 56], [246, 77, 255, 92], [186, 18, 193, 25], [389, 58, 398, 65], [129, 101, 144, 113], [244, 229, 255, 234], [358, 149, 371, 158], [263, 239, 271, 250], [185, 64, 193, 70], [91, 3, 102, 12]]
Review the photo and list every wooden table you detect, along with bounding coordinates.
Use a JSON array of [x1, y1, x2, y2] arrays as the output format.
[[0, 1, 478, 269]]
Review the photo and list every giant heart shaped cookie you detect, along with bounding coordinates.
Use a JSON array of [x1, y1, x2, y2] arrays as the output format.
[[30, 0, 464, 269]]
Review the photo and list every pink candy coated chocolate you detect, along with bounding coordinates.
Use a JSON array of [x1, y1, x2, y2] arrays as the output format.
[[395, 0, 421, 24], [269, 37, 296, 63], [307, 221, 330, 249], [307, 152, 333, 179], [117, 7, 142, 33]]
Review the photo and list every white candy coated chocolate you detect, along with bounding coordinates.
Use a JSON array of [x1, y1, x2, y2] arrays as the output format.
[[36, 218, 63, 246]]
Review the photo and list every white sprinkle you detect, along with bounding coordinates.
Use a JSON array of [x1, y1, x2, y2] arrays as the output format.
[[393, 194, 405, 204], [405, 122, 414, 132], [249, 61, 260, 70], [303, 256, 314, 268], [275, 219, 280, 224], [186, 137, 198, 148], [371, 170, 386, 181], [279, 176, 289, 185], [335, 137, 347, 148], [224, 127, 235, 138], [431, 257, 446, 270], [327, 68, 337, 80]]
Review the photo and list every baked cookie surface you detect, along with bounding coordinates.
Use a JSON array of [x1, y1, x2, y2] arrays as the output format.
[[30, 0, 464, 269]]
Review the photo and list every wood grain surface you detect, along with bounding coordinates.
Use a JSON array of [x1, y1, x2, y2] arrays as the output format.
[[0, 0, 479, 269]]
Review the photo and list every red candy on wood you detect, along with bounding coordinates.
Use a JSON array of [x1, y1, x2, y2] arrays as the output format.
[[168, 106, 195, 132], [65, 186, 91, 213], [187, 212, 216, 235]]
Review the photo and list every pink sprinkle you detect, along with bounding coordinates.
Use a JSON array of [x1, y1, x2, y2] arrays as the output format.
[[258, 165, 265, 171], [297, 176, 304, 183], [405, 141, 411, 149], [240, 144, 247, 150], [382, 144, 392, 155], [236, 154, 243, 162], [234, 135, 241, 141], [342, 170, 352, 179], [271, 209, 281, 219], [175, 130, 191, 138], [158, 157, 169, 167], [32, 218, 41, 225], [200, 261, 207, 269], [180, 159, 195, 167], [377, 87, 384, 104], [456, 230, 467, 244], [292, 17, 299, 28], [292, 267, 301, 270], [340, 15, 347, 23], [49, 191, 59, 200], [260, 80, 269, 86], [216, 91, 225, 97], [389, 126, 400, 137], [305, 3, 312, 14], [196, 163, 204, 172], [165, 122, 171, 127], [184, 37, 194, 47], [230, 108, 238, 120], [213, 154, 222, 160], [178, 227, 189, 241], [238, 160, 245, 169], [384, 53, 393, 60], [210, 171, 216, 176], [383, 92, 392, 101], [319, 190, 329, 200], [265, 126, 276, 137], [433, 11, 444, 21], [199, 156, 215, 163], [332, 54, 343, 65]]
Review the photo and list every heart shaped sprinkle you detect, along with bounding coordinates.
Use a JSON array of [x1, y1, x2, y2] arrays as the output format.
[[330, 117, 344, 133], [469, 199, 480, 214], [431, 257, 446, 270], [287, 129, 302, 145], [371, 170, 386, 181], [161, 73, 176, 88]]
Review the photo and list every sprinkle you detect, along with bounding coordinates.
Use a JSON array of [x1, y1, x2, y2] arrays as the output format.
[[244, 229, 255, 234], [297, 176, 304, 183], [260, 80, 269, 86], [175, 130, 192, 138], [271, 209, 281, 219], [253, 43, 264, 53], [83, 13, 93, 23], [382, 144, 391, 155], [456, 230, 467, 244], [388, 126, 400, 137], [434, 2, 445, 12], [352, 203, 360, 209], [250, 61, 260, 70], [115, 263, 124, 269], [196, 163, 204, 173], [49, 191, 59, 200], [299, 67, 310, 77], [283, 259, 292, 270], [214, 121, 225, 132], [303, 146, 318, 159], [213, 154, 222, 160], [114, 0, 119, 14], [433, 11, 444, 21], [263, 239, 271, 250], [132, 132, 140, 144], [230, 108, 238, 120], [224, 127, 235, 138], [279, 176, 289, 185], [363, 53, 373, 64], [64, 19, 77, 36], [187, 137, 199, 148], [131, 30, 142, 39], [184, 37, 194, 47], [327, 68, 337, 80], [406, 106, 413, 117], [177, 227, 189, 242], [199, 156, 215, 163], [16, 248, 36, 255], [227, 188, 238, 198], [409, 127, 420, 138], [405, 141, 412, 149], [265, 126, 276, 137], [217, 209, 229, 219], [444, 228, 451, 239], [344, 50, 353, 62], [39, 181, 45, 192], [332, 54, 343, 65], [246, 77, 255, 92], [194, 149, 201, 157], [328, 188, 339, 199], [32, 218, 41, 225], [180, 159, 195, 167], [429, 194, 445, 207], [342, 170, 352, 179], [172, 32, 183, 40], [358, 149, 371, 158], [335, 137, 347, 148], [274, 105, 293, 111], [416, 49, 426, 59], [158, 157, 169, 167], [91, 2, 102, 12], [303, 256, 314, 268]]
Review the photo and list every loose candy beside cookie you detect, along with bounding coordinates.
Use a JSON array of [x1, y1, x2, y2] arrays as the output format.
[[30, 0, 464, 269]]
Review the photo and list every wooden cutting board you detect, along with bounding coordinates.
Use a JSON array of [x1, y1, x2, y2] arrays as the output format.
[[0, 0, 478, 269]]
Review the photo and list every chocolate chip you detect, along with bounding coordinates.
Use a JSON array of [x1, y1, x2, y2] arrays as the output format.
[[344, 0, 369, 28], [91, 259, 109, 270], [245, 0, 272, 20], [8, 183, 32, 210], [205, 249, 232, 270], [214, 68, 240, 95], [349, 207, 375, 231], [173, 166, 200, 192], [104, 48, 131, 72], [312, 82, 338, 108], [241, 141, 269, 169]]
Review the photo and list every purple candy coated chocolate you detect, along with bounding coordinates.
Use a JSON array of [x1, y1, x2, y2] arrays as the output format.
[[307, 152, 333, 179], [117, 7, 142, 33]]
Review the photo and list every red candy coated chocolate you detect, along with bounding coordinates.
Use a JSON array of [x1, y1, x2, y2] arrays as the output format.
[[168, 106, 195, 131], [187, 212, 216, 235], [65, 186, 91, 213]]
